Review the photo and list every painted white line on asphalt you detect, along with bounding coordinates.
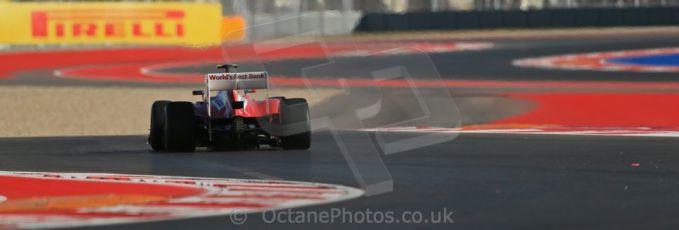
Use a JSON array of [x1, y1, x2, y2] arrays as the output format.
[[358, 127, 679, 138]]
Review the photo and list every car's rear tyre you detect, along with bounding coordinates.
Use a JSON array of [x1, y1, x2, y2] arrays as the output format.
[[149, 100, 170, 151], [164, 101, 196, 152], [279, 98, 311, 150]]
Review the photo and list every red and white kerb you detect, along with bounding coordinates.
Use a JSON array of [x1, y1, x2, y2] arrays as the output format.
[[514, 47, 679, 73], [0, 171, 363, 229]]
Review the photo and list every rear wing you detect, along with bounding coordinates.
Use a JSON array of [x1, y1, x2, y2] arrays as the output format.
[[204, 71, 270, 119], [205, 71, 268, 91]]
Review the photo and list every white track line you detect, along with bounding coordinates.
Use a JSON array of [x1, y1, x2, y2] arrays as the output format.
[[358, 127, 679, 138]]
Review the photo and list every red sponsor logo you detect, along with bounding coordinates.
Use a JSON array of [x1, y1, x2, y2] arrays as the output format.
[[31, 9, 185, 39]]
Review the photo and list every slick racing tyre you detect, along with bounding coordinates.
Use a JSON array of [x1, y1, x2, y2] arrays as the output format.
[[149, 100, 170, 151], [279, 98, 311, 150], [164, 101, 196, 152]]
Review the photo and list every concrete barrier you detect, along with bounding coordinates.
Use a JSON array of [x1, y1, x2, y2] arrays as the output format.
[[355, 7, 679, 32], [247, 11, 361, 41]]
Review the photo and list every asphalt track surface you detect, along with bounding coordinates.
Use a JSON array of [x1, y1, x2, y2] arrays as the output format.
[[4, 32, 679, 229], [168, 33, 679, 83], [2, 133, 679, 230]]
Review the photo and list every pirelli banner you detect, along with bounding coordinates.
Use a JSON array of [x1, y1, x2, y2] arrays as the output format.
[[0, 2, 238, 46]]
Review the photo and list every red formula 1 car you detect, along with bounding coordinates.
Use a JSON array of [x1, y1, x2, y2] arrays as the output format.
[[148, 64, 311, 152]]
